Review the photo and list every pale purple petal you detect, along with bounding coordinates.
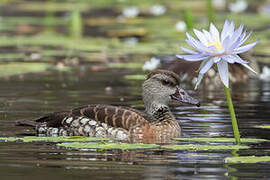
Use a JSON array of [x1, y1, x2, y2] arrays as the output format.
[[193, 29, 208, 46], [239, 29, 247, 43], [176, 54, 208, 61], [186, 33, 209, 51], [185, 32, 207, 51], [195, 73, 204, 90], [239, 31, 252, 46], [231, 55, 248, 64], [221, 20, 234, 42], [230, 23, 244, 41], [203, 29, 214, 42], [186, 39, 209, 53], [199, 58, 215, 74], [217, 61, 229, 88], [222, 55, 235, 63], [196, 59, 209, 72], [210, 23, 220, 42], [226, 24, 244, 50], [242, 64, 257, 74], [221, 36, 231, 52], [180, 46, 198, 54], [233, 40, 259, 54], [222, 55, 248, 64], [213, 56, 221, 63], [229, 21, 235, 34], [227, 36, 242, 53], [221, 19, 230, 42]]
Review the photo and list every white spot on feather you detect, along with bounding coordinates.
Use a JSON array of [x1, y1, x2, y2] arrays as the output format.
[[116, 131, 128, 140], [89, 120, 97, 126], [80, 118, 89, 125], [52, 128, 59, 134], [65, 117, 73, 124], [102, 123, 108, 129]]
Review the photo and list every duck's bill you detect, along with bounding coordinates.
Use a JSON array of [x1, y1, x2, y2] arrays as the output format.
[[171, 88, 200, 107]]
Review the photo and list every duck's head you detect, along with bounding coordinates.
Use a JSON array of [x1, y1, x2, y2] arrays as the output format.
[[142, 70, 200, 112]]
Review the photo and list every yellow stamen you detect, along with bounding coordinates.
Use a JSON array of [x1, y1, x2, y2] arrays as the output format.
[[208, 39, 222, 51]]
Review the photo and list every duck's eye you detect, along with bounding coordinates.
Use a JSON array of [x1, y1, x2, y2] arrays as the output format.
[[161, 80, 173, 86]]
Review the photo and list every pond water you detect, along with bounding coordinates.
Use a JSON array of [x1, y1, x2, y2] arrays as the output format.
[[0, 0, 270, 179], [0, 65, 270, 179]]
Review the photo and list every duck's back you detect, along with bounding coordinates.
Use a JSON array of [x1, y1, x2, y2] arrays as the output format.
[[19, 104, 150, 139]]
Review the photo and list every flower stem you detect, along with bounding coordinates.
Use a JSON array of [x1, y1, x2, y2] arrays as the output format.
[[224, 85, 240, 144]]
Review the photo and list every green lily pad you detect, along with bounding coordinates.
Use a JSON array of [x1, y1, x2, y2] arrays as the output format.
[[225, 156, 270, 164], [162, 144, 249, 150], [254, 125, 270, 129], [0, 62, 50, 77], [57, 142, 159, 150], [108, 62, 143, 69], [0, 136, 114, 142], [173, 137, 269, 143], [124, 74, 146, 80], [0, 136, 253, 151]]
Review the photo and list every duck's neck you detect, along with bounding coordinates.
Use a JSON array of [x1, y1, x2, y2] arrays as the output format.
[[145, 101, 176, 122]]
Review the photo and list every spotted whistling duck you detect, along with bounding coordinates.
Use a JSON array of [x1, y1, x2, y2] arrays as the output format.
[[17, 70, 200, 143], [159, 53, 259, 88]]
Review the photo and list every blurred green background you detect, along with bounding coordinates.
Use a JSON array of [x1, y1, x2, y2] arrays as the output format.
[[0, 0, 269, 77]]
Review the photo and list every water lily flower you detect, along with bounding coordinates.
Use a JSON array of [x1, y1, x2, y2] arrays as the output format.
[[212, 0, 226, 9], [122, 6, 140, 18], [229, 0, 248, 13], [149, 4, 166, 16], [176, 19, 259, 89], [142, 57, 160, 71], [260, 66, 270, 81], [176, 21, 187, 32]]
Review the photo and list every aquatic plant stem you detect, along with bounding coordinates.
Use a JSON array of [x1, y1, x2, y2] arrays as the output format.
[[224, 85, 240, 144]]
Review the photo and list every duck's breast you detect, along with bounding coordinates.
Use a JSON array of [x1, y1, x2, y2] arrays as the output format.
[[129, 120, 181, 143]]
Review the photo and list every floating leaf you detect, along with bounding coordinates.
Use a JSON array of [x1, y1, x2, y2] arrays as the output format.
[[57, 142, 159, 150], [173, 137, 269, 143], [0, 63, 50, 77], [225, 156, 270, 164], [124, 74, 146, 80], [108, 62, 143, 69], [254, 125, 270, 129], [162, 144, 249, 150], [0, 136, 114, 142]]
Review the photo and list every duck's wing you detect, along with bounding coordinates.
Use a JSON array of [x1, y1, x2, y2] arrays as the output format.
[[33, 104, 149, 130]]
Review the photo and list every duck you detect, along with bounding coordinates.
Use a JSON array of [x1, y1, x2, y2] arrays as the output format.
[[147, 53, 260, 89], [17, 70, 200, 143]]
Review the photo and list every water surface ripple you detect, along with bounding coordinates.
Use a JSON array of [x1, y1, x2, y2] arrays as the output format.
[[0, 66, 270, 180]]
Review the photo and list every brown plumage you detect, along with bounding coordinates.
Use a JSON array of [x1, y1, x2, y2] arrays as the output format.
[[159, 53, 259, 88], [17, 70, 200, 143]]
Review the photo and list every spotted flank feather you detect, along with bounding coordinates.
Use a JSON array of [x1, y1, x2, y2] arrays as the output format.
[[38, 116, 129, 140], [31, 104, 150, 140]]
